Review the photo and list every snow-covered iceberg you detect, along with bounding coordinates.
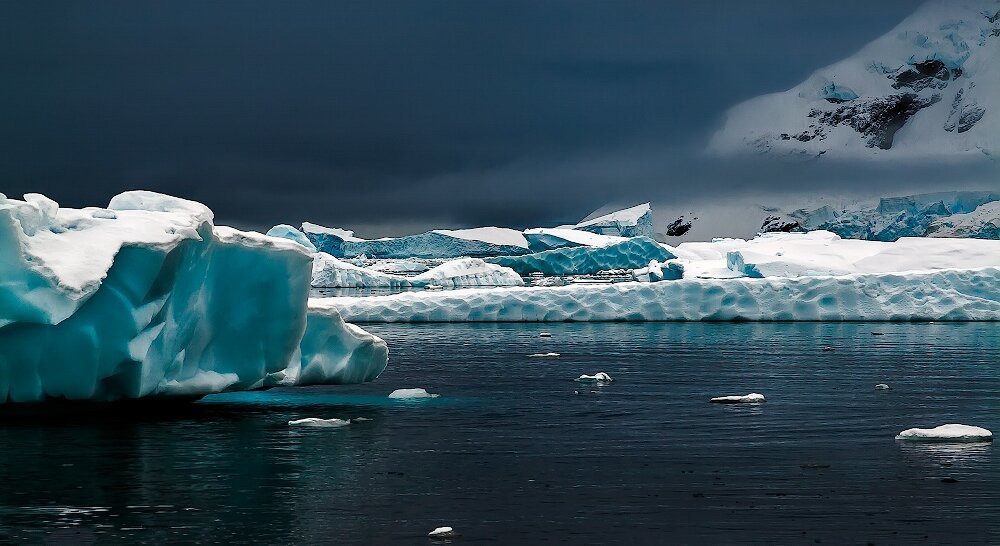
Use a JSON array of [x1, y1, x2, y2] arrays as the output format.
[[311, 254, 523, 288], [0, 191, 387, 403], [487, 236, 676, 276], [725, 230, 1000, 278], [303, 222, 529, 259], [523, 228, 626, 252], [572, 203, 654, 238], [709, 0, 999, 159], [318, 266, 1000, 322]]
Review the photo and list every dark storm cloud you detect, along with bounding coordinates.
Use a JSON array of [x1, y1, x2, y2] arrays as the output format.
[[0, 0, 957, 235]]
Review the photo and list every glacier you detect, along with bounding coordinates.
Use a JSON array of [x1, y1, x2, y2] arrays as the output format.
[[311, 253, 523, 289], [487, 236, 676, 276], [709, 0, 1000, 159], [926, 200, 1000, 238], [0, 191, 387, 403], [302, 222, 529, 259]]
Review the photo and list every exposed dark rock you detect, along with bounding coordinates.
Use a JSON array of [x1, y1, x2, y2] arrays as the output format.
[[891, 60, 958, 91], [809, 93, 941, 149], [665, 216, 694, 237], [944, 86, 986, 133], [760, 215, 801, 233]]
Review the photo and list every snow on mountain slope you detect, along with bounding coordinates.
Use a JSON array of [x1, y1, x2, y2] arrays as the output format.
[[710, 0, 1000, 159]]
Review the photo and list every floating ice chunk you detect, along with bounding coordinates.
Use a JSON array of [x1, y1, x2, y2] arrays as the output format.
[[710, 393, 766, 404], [352, 417, 373, 422], [528, 352, 560, 358], [895, 424, 992, 442], [288, 418, 351, 427], [576, 372, 613, 383], [388, 388, 440, 399], [539, 332, 552, 337], [428, 527, 459, 538], [875, 383, 890, 390], [822, 346, 835, 352]]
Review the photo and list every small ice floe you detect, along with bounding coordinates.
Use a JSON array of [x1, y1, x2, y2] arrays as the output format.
[[425, 284, 445, 291], [539, 332, 552, 337], [528, 352, 560, 358], [875, 383, 890, 390], [575, 372, 613, 383], [352, 417, 373, 422], [428, 526, 459, 538], [895, 424, 993, 443], [288, 418, 350, 427], [710, 393, 766, 404], [822, 346, 835, 352], [388, 388, 440, 399]]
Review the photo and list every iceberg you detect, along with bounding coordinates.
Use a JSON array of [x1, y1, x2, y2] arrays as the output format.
[[726, 230, 1000, 278], [302, 222, 529, 259], [317, 266, 1000, 322], [311, 254, 523, 289], [0, 191, 387, 403], [487, 237, 676, 276], [573, 203, 654, 238], [523, 228, 626, 252], [265, 224, 317, 253], [632, 259, 684, 282], [895, 424, 992, 442]]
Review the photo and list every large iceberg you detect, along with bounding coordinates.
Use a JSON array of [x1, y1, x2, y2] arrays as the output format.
[[302, 222, 529, 259], [572, 203, 654, 238], [319, 267, 1000, 322], [311, 254, 523, 289], [487, 236, 676, 276], [0, 191, 387, 403]]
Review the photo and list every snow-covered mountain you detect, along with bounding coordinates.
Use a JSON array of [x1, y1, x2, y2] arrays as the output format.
[[709, 0, 1000, 159]]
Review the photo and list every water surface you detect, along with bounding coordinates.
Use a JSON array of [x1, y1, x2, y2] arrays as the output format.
[[1, 322, 997, 544]]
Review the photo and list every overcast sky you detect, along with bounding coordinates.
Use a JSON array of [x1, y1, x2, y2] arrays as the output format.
[[5, 0, 987, 235]]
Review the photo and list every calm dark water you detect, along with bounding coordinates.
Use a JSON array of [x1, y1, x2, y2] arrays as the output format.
[[1, 322, 998, 545]]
